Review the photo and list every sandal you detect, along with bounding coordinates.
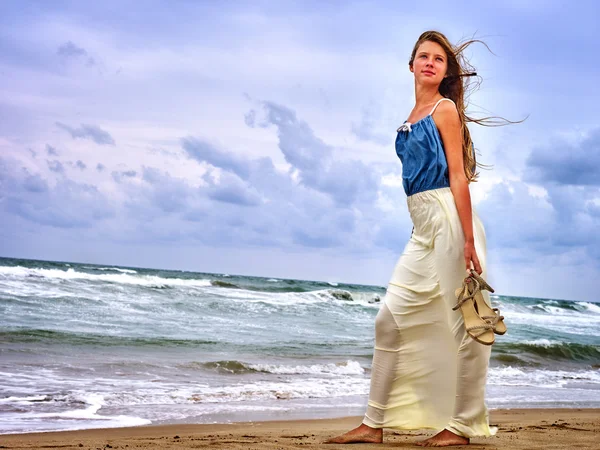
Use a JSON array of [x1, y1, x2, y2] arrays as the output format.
[[468, 270, 507, 335], [453, 277, 495, 346]]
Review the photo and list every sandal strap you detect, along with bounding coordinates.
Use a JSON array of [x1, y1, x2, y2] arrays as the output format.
[[467, 325, 495, 339], [452, 278, 481, 311], [480, 307, 504, 324], [466, 322, 495, 332], [480, 314, 504, 326], [469, 269, 495, 293]]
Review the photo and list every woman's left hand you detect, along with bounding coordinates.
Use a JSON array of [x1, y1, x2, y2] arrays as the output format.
[[464, 240, 482, 275]]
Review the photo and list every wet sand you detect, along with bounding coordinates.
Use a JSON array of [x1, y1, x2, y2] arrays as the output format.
[[1, 408, 598, 449]]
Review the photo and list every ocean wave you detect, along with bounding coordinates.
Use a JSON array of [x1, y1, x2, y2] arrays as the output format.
[[104, 378, 369, 405], [0, 265, 212, 289], [0, 369, 370, 409], [5, 365, 598, 412], [494, 340, 600, 362], [494, 307, 600, 337], [0, 392, 151, 435], [251, 360, 364, 375], [577, 302, 600, 314], [201, 279, 360, 298], [488, 366, 600, 388], [320, 290, 353, 301], [197, 359, 365, 376], [83, 266, 138, 274], [528, 304, 586, 315], [193, 360, 256, 374], [206, 288, 357, 306], [0, 395, 49, 404], [208, 281, 317, 294], [491, 354, 533, 366], [500, 301, 597, 316], [0, 329, 220, 347], [493, 296, 600, 316], [210, 280, 240, 289], [223, 288, 381, 308]]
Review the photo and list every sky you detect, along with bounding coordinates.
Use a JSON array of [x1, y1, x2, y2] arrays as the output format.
[[1, 0, 599, 301]]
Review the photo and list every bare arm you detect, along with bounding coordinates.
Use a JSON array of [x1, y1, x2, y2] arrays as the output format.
[[433, 101, 482, 274]]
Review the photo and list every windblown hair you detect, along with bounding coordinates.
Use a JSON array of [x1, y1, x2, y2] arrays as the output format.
[[409, 31, 522, 182]]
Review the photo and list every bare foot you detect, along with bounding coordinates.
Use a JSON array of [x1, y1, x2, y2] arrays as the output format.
[[416, 429, 469, 447], [324, 423, 383, 444]]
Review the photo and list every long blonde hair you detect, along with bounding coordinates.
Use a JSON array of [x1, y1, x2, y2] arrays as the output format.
[[408, 31, 523, 182]]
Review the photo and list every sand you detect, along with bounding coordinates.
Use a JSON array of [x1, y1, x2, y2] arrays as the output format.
[[1, 409, 598, 449]]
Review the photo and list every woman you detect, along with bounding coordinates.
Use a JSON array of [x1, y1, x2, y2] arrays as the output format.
[[327, 31, 507, 447]]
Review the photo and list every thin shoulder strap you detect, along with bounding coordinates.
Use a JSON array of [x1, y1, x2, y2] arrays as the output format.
[[429, 97, 455, 116]]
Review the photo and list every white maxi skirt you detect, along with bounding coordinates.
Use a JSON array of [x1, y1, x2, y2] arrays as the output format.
[[362, 187, 496, 438]]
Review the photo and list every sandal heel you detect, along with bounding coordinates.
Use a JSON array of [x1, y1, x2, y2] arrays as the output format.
[[453, 278, 495, 346], [468, 271, 507, 336]]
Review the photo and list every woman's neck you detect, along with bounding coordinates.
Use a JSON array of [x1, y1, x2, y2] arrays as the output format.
[[414, 85, 442, 109]]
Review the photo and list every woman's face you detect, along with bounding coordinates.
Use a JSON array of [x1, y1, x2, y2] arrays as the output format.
[[410, 40, 448, 87]]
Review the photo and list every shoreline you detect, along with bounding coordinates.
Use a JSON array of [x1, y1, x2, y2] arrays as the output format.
[[2, 408, 599, 449]]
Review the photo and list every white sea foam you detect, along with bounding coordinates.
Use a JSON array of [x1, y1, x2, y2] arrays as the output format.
[[105, 377, 371, 406], [0, 265, 211, 288], [496, 306, 600, 336], [219, 288, 354, 306], [3, 365, 599, 424], [0, 395, 48, 404], [2, 359, 600, 435], [85, 266, 138, 274], [535, 305, 568, 315], [0, 392, 151, 435], [577, 301, 600, 314], [488, 366, 600, 388], [249, 360, 365, 376], [522, 339, 561, 347]]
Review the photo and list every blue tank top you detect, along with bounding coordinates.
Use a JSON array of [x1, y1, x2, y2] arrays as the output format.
[[395, 98, 453, 197]]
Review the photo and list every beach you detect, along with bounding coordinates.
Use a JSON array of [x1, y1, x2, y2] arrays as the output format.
[[1, 257, 599, 441], [3, 0, 600, 447], [2, 409, 599, 449]]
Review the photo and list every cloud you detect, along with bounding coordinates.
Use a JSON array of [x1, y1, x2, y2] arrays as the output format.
[[246, 101, 331, 172], [21, 171, 49, 193], [47, 159, 65, 174], [172, 100, 394, 250], [74, 160, 86, 170], [112, 170, 137, 183], [206, 171, 262, 206], [351, 101, 390, 145], [182, 137, 250, 179], [1, 1, 599, 300], [56, 41, 95, 66], [525, 128, 600, 186], [246, 101, 379, 206], [0, 157, 113, 229], [168, 101, 396, 249], [292, 228, 342, 248], [57, 41, 87, 58], [507, 127, 600, 264], [477, 181, 554, 251], [56, 122, 116, 146], [477, 179, 600, 266], [140, 167, 195, 214]]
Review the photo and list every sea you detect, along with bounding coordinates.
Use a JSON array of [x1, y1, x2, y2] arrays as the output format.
[[1, 256, 599, 435]]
